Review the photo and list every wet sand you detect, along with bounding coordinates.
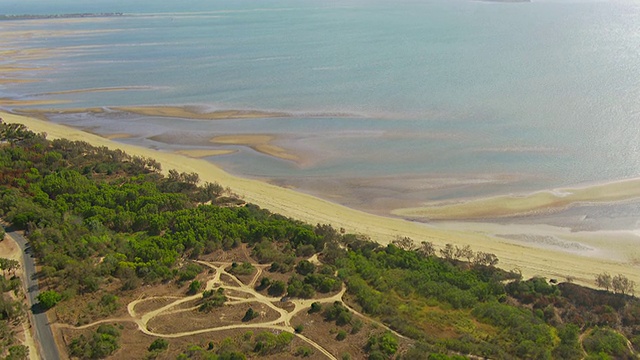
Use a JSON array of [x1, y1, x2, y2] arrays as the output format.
[[112, 106, 289, 120], [2, 111, 639, 289], [17, 106, 290, 121], [175, 149, 237, 158], [0, 98, 70, 106], [393, 180, 640, 220], [211, 134, 300, 162]]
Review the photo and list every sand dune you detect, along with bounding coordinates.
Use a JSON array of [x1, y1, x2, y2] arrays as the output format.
[[2, 111, 639, 289]]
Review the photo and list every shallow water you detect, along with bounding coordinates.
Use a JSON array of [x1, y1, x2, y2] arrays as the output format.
[[3, 0, 640, 227]]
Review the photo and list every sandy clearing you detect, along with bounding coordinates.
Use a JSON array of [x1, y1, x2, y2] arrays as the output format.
[[1, 111, 639, 289]]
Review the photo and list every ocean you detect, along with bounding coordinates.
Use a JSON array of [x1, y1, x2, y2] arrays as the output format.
[[2, 0, 640, 225]]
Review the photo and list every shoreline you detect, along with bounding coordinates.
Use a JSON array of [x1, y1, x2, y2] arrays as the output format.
[[2, 110, 639, 289]]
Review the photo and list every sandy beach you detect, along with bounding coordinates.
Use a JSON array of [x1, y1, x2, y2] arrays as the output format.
[[2, 111, 639, 290]]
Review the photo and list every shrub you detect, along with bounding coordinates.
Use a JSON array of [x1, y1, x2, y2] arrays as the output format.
[[583, 327, 631, 358], [336, 330, 347, 341], [69, 324, 120, 359], [308, 302, 322, 314], [268, 280, 286, 297], [242, 307, 258, 322], [37, 290, 62, 309], [187, 280, 201, 295], [295, 346, 314, 357], [148, 338, 169, 352]]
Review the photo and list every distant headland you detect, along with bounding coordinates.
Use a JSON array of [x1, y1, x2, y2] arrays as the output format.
[[0, 13, 124, 21]]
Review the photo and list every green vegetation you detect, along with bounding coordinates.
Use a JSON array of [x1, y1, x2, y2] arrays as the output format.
[[187, 280, 202, 295], [294, 346, 314, 357], [1, 121, 639, 359], [229, 262, 255, 276], [36, 290, 62, 309], [0, 257, 27, 360], [583, 327, 632, 359], [242, 307, 258, 322], [148, 338, 169, 352], [68, 324, 120, 359], [199, 288, 226, 312], [366, 332, 399, 359], [147, 338, 169, 359]]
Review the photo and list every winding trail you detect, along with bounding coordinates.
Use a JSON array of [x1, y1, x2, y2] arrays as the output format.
[[57, 260, 350, 359]]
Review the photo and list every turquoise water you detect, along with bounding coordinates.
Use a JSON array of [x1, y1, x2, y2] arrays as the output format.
[[2, 0, 640, 215]]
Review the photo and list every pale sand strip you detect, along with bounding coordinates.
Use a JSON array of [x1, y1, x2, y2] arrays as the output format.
[[0, 66, 52, 73], [103, 133, 133, 140], [174, 149, 237, 158], [211, 135, 300, 162], [393, 181, 640, 220], [17, 106, 289, 121], [41, 86, 155, 96], [2, 111, 638, 289], [0, 99, 70, 106], [112, 106, 289, 120], [0, 79, 38, 85]]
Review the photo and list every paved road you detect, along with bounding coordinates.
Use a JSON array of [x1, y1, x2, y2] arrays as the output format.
[[6, 226, 61, 360]]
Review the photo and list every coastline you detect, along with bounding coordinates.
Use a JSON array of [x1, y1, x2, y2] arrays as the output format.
[[2, 110, 639, 289]]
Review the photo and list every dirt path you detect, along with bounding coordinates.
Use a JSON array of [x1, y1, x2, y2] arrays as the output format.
[[60, 260, 345, 359]]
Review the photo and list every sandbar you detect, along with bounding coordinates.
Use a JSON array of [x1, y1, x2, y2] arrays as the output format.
[[112, 106, 289, 120], [1, 111, 639, 290], [211, 134, 300, 162], [41, 86, 155, 96], [16, 106, 289, 121], [393, 180, 640, 220], [103, 133, 134, 140], [0, 98, 70, 106], [0, 78, 38, 84], [0, 65, 51, 73], [174, 149, 237, 158]]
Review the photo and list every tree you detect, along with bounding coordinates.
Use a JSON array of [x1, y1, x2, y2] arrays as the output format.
[[439, 243, 455, 260], [268, 280, 286, 297], [69, 324, 120, 359], [187, 280, 202, 295], [455, 245, 474, 263], [0, 258, 19, 277], [0, 226, 5, 241], [5, 345, 29, 360], [148, 338, 169, 352], [474, 252, 499, 267], [417, 241, 435, 257], [308, 302, 322, 314], [242, 307, 258, 322], [612, 274, 635, 295], [595, 272, 612, 291], [392, 236, 415, 251], [37, 290, 62, 309], [295, 260, 315, 276]]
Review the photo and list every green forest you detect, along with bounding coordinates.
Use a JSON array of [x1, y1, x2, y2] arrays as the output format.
[[1, 119, 639, 360]]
